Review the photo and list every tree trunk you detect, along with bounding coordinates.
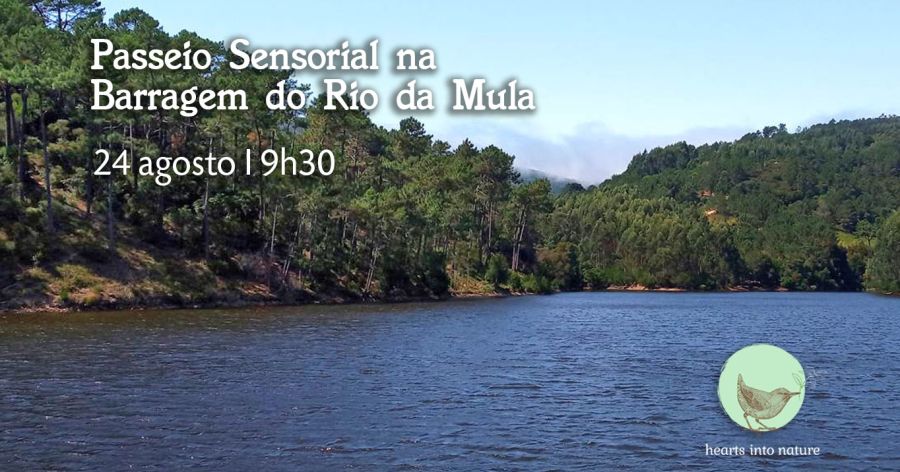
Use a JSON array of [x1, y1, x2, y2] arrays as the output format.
[[40, 98, 53, 234], [476, 206, 484, 264], [85, 144, 94, 215], [107, 175, 116, 251], [203, 177, 210, 259], [130, 122, 137, 191], [203, 137, 212, 259], [266, 201, 279, 289], [4, 84, 13, 163], [155, 115, 166, 235], [485, 201, 494, 261], [18, 87, 28, 201], [512, 207, 527, 272], [364, 246, 379, 294], [255, 125, 265, 230], [300, 214, 317, 290], [269, 202, 279, 256], [281, 220, 302, 287], [106, 139, 116, 252], [269, 203, 281, 257]]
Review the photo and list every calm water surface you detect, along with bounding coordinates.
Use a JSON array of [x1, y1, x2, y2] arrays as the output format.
[[1, 293, 898, 470]]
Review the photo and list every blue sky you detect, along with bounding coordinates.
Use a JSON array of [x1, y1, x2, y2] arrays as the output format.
[[99, 0, 900, 182]]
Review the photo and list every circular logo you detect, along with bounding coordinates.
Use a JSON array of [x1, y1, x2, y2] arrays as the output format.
[[718, 344, 805, 431]]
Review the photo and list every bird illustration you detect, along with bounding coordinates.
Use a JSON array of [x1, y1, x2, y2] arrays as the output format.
[[736, 374, 801, 431]]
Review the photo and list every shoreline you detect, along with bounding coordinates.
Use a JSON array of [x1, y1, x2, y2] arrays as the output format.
[[2, 286, 886, 316]]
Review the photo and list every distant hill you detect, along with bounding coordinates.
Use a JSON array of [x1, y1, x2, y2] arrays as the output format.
[[606, 117, 900, 230], [518, 168, 584, 193], [549, 116, 900, 291]]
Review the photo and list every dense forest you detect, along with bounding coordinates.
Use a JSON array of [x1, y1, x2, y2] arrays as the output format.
[[2, 0, 899, 311], [555, 118, 900, 291]]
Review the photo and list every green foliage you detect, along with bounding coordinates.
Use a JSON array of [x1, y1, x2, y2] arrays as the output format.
[[419, 251, 450, 296], [2, 1, 898, 311], [866, 210, 900, 293], [583, 265, 627, 289], [547, 186, 739, 289], [484, 253, 509, 288], [553, 118, 900, 291], [519, 271, 555, 294], [207, 257, 242, 277], [508, 271, 524, 292], [610, 118, 900, 233], [538, 243, 582, 291]]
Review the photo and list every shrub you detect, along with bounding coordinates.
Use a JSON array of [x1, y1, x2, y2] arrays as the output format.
[[519, 271, 555, 294], [484, 253, 509, 288], [508, 271, 524, 292], [208, 257, 242, 277], [59, 287, 71, 304], [537, 242, 583, 290], [420, 251, 450, 296], [583, 266, 610, 289], [867, 210, 900, 293]]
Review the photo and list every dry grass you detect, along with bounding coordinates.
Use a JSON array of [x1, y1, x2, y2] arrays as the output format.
[[449, 272, 494, 295]]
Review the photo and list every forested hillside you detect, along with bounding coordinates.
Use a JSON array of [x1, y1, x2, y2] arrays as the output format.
[[550, 118, 900, 291], [2, 1, 899, 311]]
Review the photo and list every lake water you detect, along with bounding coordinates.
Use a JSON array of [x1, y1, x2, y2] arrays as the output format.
[[1, 293, 898, 470]]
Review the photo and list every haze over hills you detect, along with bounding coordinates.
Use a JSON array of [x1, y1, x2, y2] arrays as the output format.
[[517, 168, 582, 194]]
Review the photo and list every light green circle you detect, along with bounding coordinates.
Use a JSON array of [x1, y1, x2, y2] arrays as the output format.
[[718, 344, 805, 431]]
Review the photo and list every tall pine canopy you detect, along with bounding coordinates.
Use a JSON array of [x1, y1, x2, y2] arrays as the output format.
[[1, 1, 899, 310]]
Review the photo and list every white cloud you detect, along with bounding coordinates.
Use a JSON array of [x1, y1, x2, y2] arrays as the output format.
[[439, 121, 747, 184]]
